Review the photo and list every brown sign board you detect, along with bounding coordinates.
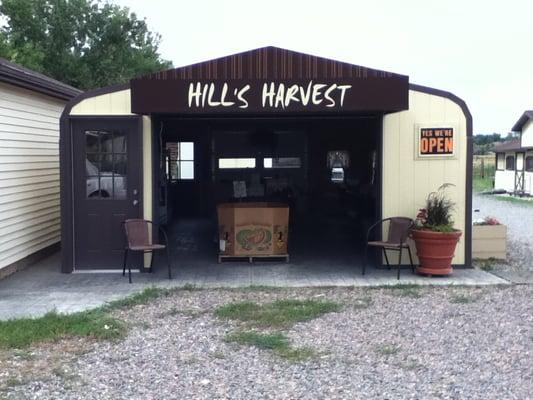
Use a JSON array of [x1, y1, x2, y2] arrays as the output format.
[[419, 127, 454, 156], [130, 47, 409, 115]]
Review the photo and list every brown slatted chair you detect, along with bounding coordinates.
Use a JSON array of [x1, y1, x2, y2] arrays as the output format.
[[362, 217, 414, 280], [122, 219, 171, 283]]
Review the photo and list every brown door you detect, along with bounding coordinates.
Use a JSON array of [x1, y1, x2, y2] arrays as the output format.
[[72, 118, 142, 269]]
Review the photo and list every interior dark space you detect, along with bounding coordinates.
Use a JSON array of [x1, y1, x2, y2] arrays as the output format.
[[154, 116, 380, 267]]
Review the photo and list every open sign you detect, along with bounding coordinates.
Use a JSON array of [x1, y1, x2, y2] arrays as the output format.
[[419, 128, 454, 156]]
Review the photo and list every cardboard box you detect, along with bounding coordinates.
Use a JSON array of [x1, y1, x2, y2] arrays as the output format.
[[217, 202, 289, 256]]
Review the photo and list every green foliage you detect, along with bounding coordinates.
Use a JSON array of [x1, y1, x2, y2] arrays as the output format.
[[0, 309, 124, 349], [104, 287, 170, 310], [215, 299, 342, 328], [494, 195, 533, 207], [375, 344, 401, 356], [0, 0, 172, 89], [449, 294, 478, 304], [422, 184, 456, 231], [0, 287, 170, 349], [225, 331, 315, 361], [473, 162, 495, 192]]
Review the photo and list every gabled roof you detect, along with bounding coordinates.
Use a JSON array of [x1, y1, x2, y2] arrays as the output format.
[[135, 46, 407, 82], [511, 110, 533, 132], [130, 46, 409, 114], [0, 58, 81, 100]]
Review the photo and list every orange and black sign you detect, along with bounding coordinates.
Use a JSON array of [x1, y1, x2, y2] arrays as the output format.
[[419, 128, 454, 156]]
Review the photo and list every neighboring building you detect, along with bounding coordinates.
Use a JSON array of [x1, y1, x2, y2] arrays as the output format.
[[60, 46, 473, 273], [494, 111, 533, 195], [0, 58, 81, 278]]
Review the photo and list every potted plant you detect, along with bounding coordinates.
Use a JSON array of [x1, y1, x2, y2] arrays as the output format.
[[411, 184, 462, 276]]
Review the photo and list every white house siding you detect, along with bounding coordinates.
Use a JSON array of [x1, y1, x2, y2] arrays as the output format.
[[0, 82, 65, 271], [521, 119, 533, 147], [494, 169, 515, 192], [494, 150, 532, 194]]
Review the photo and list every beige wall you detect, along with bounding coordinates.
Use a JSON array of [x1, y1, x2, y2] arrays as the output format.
[[383, 89, 468, 264], [70, 89, 133, 116], [0, 82, 66, 271], [70, 91, 153, 266]]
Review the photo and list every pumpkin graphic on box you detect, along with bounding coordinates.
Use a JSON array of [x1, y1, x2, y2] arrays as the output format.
[[236, 226, 272, 252]]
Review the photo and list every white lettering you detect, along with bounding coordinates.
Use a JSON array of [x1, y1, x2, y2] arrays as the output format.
[[220, 83, 235, 107], [262, 82, 276, 107], [324, 84, 337, 107], [337, 85, 351, 107], [202, 83, 209, 107], [284, 84, 300, 107], [312, 84, 327, 105], [299, 81, 313, 106], [275, 83, 285, 109], [186, 81, 352, 110], [237, 85, 250, 108], [207, 83, 220, 106], [188, 82, 202, 107]]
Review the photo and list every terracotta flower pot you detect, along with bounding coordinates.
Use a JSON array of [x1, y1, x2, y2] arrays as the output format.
[[411, 229, 462, 276]]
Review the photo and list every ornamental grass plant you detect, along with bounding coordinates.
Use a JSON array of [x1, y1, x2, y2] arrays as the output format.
[[415, 183, 458, 233]]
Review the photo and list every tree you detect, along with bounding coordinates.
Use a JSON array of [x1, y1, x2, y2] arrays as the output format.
[[0, 0, 172, 90]]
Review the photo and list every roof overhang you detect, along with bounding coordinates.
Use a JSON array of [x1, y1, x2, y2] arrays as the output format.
[[130, 47, 409, 115], [0, 58, 81, 100], [511, 110, 533, 132]]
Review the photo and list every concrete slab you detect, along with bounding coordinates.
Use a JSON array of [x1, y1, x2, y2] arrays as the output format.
[[0, 251, 513, 320], [490, 270, 533, 284]]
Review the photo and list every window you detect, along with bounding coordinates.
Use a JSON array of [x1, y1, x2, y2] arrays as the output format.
[[263, 157, 301, 169], [167, 142, 194, 180], [218, 158, 256, 169], [496, 153, 505, 170], [505, 155, 515, 171], [85, 130, 127, 199], [526, 156, 533, 172]]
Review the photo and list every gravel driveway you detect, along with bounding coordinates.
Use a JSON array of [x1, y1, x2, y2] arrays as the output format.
[[2, 286, 532, 400], [473, 194, 533, 272]]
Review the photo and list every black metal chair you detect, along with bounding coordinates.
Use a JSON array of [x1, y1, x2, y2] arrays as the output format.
[[122, 219, 171, 283], [363, 217, 414, 280]]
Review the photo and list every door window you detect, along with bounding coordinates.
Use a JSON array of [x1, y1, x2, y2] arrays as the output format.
[[85, 130, 127, 199]]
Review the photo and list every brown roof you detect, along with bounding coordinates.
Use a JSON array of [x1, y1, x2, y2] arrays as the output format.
[[493, 139, 533, 152], [511, 110, 533, 132], [0, 58, 81, 100]]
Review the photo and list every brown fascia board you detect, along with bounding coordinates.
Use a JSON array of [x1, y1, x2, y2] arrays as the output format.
[[511, 110, 533, 132], [0, 58, 81, 100]]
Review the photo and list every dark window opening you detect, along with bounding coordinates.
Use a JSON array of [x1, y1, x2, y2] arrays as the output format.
[[526, 156, 533, 172], [505, 155, 515, 171]]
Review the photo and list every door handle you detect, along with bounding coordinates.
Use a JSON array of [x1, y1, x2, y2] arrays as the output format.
[[133, 199, 139, 206]]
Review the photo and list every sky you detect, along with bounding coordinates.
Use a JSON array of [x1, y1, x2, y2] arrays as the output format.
[[114, 0, 533, 135]]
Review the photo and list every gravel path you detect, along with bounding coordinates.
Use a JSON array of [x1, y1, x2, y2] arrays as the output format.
[[473, 193, 533, 271], [2, 286, 532, 400]]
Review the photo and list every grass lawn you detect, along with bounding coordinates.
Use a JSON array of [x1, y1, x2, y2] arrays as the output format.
[[473, 163, 495, 193], [0, 287, 171, 349], [493, 195, 533, 206], [215, 299, 341, 328], [216, 299, 341, 360]]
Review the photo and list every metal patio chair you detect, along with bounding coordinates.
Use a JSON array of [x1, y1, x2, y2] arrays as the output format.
[[362, 217, 414, 280], [122, 219, 171, 283]]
